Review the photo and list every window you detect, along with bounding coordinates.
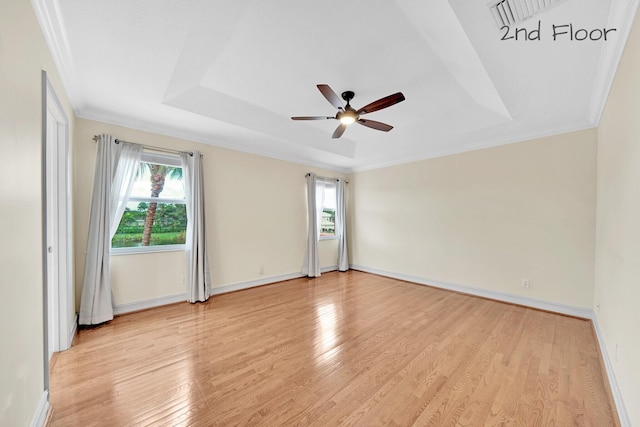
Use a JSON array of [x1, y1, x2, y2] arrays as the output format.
[[111, 152, 187, 254], [318, 180, 336, 240]]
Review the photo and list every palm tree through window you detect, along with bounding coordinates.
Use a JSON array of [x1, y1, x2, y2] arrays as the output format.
[[112, 152, 187, 250]]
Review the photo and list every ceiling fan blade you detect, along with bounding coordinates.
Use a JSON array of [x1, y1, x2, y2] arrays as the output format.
[[357, 119, 393, 132], [291, 116, 334, 120], [357, 92, 405, 115], [317, 84, 344, 111], [332, 123, 347, 139]]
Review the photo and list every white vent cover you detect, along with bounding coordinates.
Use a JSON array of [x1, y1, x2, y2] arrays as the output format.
[[490, 0, 566, 27]]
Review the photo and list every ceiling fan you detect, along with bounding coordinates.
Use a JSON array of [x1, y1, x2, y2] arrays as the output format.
[[291, 84, 405, 139]]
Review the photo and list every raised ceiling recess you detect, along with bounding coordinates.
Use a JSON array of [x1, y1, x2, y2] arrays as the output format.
[[33, 0, 634, 171]]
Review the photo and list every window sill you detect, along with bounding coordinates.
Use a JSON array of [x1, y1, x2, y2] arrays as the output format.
[[111, 244, 186, 256], [319, 235, 337, 241]]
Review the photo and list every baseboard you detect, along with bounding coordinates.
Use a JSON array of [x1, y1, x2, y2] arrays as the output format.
[[209, 266, 340, 295], [114, 293, 187, 315], [321, 265, 339, 273], [114, 268, 340, 313], [349, 264, 592, 319], [592, 315, 631, 427], [209, 272, 305, 296], [30, 391, 49, 427]]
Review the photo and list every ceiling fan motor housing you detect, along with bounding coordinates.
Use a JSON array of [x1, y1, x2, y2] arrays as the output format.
[[341, 91, 355, 102], [338, 91, 358, 121]]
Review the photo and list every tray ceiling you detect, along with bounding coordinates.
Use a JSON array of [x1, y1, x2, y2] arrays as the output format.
[[34, 0, 637, 171]]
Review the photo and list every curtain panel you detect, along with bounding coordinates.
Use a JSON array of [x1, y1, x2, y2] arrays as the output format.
[[303, 174, 349, 277], [181, 150, 212, 303], [302, 173, 322, 277], [79, 135, 142, 325], [336, 178, 349, 271]]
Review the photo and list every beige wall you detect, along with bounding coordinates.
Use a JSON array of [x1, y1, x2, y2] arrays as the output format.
[[5, 1, 636, 424], [74, 118, 343, 307], [0, 1, 75, 425], [595, 9, 640, 425], [350, 129, 597, 308]]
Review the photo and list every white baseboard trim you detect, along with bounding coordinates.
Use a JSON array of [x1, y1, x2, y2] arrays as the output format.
[[350, 264, 592, 319], [114, 293, 187, 315], [209, 266, 341, 295], [209, 267, 339, 295], [30, 391, 49, 427], [113, 267, 341, 314], [321, 265, 339, 273], [209, 272, 304, 296], [592, 315, 630, 427]]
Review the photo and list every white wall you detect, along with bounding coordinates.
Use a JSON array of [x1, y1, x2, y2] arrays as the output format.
[[0, 1, 75, 425], [595, 8, 640, 426], [74, 118, 344, 307], [349, 129, 597, 309]]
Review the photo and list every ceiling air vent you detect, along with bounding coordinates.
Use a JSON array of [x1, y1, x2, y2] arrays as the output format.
[[490, 0, 566, 28]]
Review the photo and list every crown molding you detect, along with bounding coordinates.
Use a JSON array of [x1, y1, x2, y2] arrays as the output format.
[[77, 109, 353, 174], [589, 0, 640, 125], [79, 103, 595, 175], [31, 0, 84, 114], [349, 121, 596, 173]]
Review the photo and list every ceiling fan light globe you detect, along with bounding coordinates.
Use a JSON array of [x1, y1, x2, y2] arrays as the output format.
[[340, 116, 356, 125]]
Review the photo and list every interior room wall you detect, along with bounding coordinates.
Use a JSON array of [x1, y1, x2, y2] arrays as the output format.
[[349, 129, 597, 309], [594, 9, 640, 426], [0, 1, 75, 425], [74, 118, 344, 308], [8, 2, 634, 425]]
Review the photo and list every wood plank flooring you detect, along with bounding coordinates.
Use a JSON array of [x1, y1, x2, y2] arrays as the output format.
[[48, 271, 618, 426]]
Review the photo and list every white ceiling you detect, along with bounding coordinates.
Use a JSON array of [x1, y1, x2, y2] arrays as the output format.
[[35, 0, 636, 172]]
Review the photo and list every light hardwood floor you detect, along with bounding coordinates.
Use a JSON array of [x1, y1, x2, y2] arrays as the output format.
[[48, 271, 618, 426]]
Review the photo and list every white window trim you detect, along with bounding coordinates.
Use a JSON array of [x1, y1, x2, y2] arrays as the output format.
[[111, 244, 185, 256], [319, 234, 337, 241], [142, 151, 181, 167], [111, 151, 186, 255]]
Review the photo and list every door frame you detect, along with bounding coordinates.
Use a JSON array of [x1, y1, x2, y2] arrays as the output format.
[[42, 71, 73, 389]]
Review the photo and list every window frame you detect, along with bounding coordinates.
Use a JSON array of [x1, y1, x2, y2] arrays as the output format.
[[111, 151, 187, 256]]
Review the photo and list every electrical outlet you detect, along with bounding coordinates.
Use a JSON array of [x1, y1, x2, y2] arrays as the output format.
[[596, 303, 601, 312], [521, 279, 530, 289], [181, 275, 186, 284], [259, 264, 264, 275]]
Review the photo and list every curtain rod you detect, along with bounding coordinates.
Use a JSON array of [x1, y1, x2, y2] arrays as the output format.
[[305, 173, 349, 184], [92, 135, 193, 157]]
